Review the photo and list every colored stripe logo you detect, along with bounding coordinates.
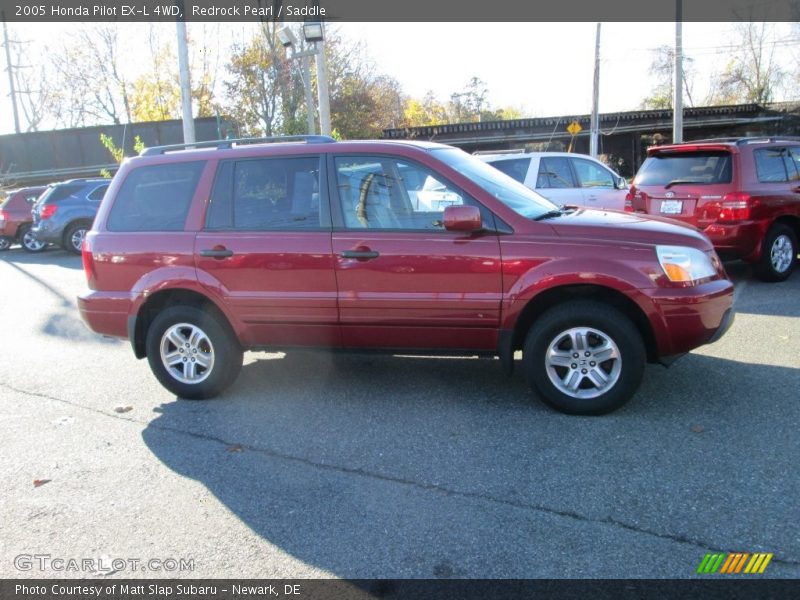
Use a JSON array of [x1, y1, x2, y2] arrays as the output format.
[[697, 552, 773, 574]]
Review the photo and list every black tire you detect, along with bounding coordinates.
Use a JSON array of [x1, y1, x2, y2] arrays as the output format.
[[19, 225, 47, 253], [0, 236, 11, 251], [63, 221, 92, 255], [523, 300, 646, 415], [145, 305, 243, 400], [754, 223, 797, 282]]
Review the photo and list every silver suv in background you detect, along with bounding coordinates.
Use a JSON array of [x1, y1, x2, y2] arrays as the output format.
[[31, 179, 110, 254], [478, 151, 628, 211]]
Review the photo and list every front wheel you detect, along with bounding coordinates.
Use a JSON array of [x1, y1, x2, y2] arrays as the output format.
[[145, 306, 243, 399], [523, 301, 646, 415], [755, 223, 797, 282], [19, 226, 47, 253], [0, 236, 11, 251]]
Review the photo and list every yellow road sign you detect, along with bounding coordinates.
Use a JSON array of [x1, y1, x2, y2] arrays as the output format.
[[567, 121, 582, 135]]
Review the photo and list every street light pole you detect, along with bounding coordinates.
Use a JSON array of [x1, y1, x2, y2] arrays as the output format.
[[301, 54, 316, 135]]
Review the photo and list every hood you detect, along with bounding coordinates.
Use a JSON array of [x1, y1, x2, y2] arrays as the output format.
[[548, 208, 712, 250]]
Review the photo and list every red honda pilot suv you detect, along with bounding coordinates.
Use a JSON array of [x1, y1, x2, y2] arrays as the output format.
[[626, 137, 800, 282], [78, 136, 734, 415]]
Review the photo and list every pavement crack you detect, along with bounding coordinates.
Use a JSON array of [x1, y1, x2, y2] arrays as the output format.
[[3, 381, 799, 568]]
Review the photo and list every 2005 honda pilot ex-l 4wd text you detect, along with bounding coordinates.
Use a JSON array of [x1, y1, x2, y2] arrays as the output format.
[[78, 136, 734, 415]]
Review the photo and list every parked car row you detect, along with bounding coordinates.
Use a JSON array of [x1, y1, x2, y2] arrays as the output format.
[[78, 136, 737, 415], [0, 178, 109, 255]]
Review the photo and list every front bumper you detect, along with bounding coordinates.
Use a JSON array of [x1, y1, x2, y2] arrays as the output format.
[[646, 278, 735, 358], [31, 220, 63, 245]]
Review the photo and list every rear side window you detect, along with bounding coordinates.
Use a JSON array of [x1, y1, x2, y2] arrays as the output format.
[[206, 156, 322, 230], [107, 162, 204, 232], [40, 184, 85, 204], [487, 158, 530, 184], [754, 148, 798, 183], [87, 184, 109, 201], [635, 152, 732, 186], [537, 157, 576, 189]]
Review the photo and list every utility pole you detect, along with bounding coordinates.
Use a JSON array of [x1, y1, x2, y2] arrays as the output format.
[[590, 22, 601, 157], [176, 13, 195, 144], [1, 13, 20, 134], [673, 0, 683, 143]]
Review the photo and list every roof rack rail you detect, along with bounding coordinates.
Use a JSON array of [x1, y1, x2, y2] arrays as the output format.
[[140, 135, 336, 156], [472, 148, 526, 155], [685, 136, 800, 145]]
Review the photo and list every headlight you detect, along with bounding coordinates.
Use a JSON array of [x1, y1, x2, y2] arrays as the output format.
[[656, 245, 717, 283]]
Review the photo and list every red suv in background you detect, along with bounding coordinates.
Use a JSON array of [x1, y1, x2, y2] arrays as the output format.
[[78, 137, 734, 415], [626, 138, 800, 281], [0, 186, 47, 252]]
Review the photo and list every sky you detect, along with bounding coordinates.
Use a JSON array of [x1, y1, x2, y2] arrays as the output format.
[[0, 21, 798, 136]]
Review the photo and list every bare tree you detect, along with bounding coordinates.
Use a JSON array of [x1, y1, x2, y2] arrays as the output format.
[[707, 22, 783, 105], [640, 45, 696, 110], [51, 24, 133, 125]]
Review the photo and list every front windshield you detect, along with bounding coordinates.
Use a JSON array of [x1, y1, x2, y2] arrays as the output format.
[[432, 148, 557, 219]]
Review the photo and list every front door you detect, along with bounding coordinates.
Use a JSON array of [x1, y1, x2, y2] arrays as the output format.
[[329, 154, 503, 351]]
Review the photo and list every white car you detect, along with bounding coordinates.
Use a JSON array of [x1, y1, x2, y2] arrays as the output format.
[[478, 151, 628, 211]]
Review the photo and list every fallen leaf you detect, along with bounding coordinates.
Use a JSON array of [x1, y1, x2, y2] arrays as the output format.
[[114, 406, 133, 413], [227, 444, 244, 453], [33, 479, 51, 488], [691, 425, 705, 433]]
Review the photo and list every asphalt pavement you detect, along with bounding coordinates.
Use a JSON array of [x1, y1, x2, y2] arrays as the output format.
[[0, 247, 798, 579]]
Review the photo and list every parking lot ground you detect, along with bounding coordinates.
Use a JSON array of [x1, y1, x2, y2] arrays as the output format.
[[0, 247, 798, 579]]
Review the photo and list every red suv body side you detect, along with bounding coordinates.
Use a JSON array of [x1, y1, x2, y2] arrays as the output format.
[[78, 139, 734, 415], [627, 140, 800, 281]]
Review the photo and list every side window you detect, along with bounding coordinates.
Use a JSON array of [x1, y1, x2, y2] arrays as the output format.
[[335, 156, 484, 231], [571, 158, 615, 188], [206, 156, 322, 230], [754, 148, 789, 183], [107, 162, 204, 232], [488, 158, 531, 184], [87, 184, 109, 201], [536, 157, 576, 189]]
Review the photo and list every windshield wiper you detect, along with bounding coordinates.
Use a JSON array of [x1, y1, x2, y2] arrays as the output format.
[[664, 179, 704, 189], [533, 207, 566, 221]]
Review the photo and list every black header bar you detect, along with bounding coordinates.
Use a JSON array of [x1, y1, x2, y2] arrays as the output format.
[[1, 0, 799, 22]]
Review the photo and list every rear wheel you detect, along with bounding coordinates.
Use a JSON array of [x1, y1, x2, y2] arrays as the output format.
[[63, 221, 91, 255], [145, 305, 243, 399], [0, 236, 11, 251], [755, 223, 797, 282], [523, 301, 645, 415], [19, 225, 47, 253]]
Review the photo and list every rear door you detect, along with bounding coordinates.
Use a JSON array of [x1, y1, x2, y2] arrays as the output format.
[[569, 157, 626, 210], [532, 156, 586, 207], [329, 153, 502, 351], [195, 154, 339, 348]]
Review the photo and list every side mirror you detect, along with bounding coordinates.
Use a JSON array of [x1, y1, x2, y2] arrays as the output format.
[[444, 205, 482, 232], [616, 176, 628, 190]]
